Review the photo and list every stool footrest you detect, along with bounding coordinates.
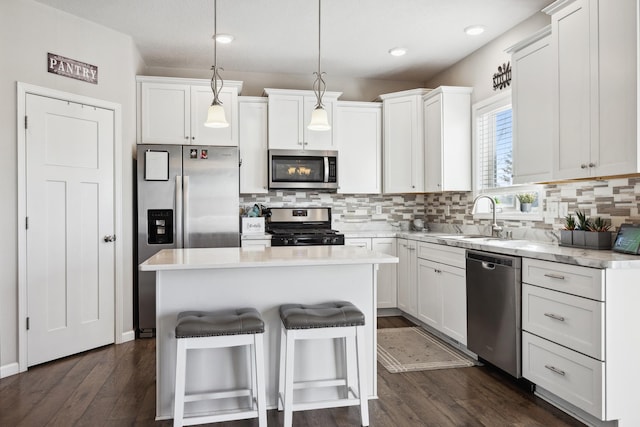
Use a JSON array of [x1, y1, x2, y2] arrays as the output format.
[[293, 398, 363, 412], [182, 408, 259, 426], [184, 388, 253, 403], [293, 378, 347, 390]]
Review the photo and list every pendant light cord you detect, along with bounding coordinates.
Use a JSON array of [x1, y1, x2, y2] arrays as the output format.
[[313, 0, 326, 109], [210, 0, 224, 106]]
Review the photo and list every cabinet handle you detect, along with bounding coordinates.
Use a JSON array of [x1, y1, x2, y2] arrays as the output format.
[[298, 141, 303, 145], [191, 136, 195, 140], [408, 247, 416, 251], [544, 312, 566, 322], [545, 365, 566, 376], [184, 136, 189, 140], [581, 164, 588, 169], [588, 162, 596, 168], [434, 269, 442, 274], [544, 273, 565, 280]]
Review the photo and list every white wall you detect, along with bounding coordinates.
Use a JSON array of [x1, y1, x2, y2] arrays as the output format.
[[0, 0, 144, 373], [145, 66, 423, 101], [425, 12, 551, 104]]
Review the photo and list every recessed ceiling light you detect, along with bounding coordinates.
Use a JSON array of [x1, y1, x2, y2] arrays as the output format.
[[464, 25, 485, 36], [214, 33, 234, 44], [388, 47, 407, 57]]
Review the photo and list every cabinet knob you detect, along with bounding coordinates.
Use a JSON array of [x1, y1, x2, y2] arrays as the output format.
[[588, 162, 596, 168], [581, 164, 588, 169], [184, 136, 189, 140], [191, 136, 195, 140]]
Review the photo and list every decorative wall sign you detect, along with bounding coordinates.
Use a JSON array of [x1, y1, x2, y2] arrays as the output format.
[[492, 61, 511, 91], [47, 53, 98, 84]]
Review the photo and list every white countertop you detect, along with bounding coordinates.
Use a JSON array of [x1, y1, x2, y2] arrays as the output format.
[[344, 230, 640, 269], [140, 245, 398, 271]]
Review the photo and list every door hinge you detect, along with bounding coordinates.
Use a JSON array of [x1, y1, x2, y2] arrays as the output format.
[[26, 317, 30, 330], [25, 216, 29, 230], [24, 115, 28, 129]]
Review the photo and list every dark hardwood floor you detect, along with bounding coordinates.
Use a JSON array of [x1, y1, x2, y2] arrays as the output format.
[[0, 317, 584, 426]]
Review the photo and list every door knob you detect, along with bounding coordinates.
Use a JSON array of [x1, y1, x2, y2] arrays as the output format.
[[103, 235, 116, 242]]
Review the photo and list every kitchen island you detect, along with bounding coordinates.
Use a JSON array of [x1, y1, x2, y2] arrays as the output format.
[[140, 245, 398, 421]]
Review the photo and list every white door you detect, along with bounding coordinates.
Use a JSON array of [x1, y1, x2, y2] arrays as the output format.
[[25, 94, 115, 366]]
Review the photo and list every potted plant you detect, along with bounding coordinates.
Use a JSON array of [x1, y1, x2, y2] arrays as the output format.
[[573, 210, 591, 247], [586, 217, 612, 249], [516, 193, 536, 212], [560, 214, 575, 246]]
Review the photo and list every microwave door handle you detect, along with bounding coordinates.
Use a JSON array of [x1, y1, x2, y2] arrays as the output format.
[[324, 156, 329, 183]]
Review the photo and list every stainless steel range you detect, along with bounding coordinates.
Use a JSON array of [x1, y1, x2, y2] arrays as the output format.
[[266, 207, 344, 246]]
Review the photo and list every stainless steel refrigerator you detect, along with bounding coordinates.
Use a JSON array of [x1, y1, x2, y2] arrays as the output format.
[[135, 144, 240, 337]]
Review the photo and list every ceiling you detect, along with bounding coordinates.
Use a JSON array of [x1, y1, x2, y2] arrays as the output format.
[[34, 0, 552, 82]]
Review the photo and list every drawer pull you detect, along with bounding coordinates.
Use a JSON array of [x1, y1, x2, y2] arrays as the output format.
[[544, 273, 566, 280], [544, 313, 566, 322], [545, 364, 566, 376]]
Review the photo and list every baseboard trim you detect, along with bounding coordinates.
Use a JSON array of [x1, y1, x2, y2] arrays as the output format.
[[1, 362, 20, 379], [119, 330, 135, 344]]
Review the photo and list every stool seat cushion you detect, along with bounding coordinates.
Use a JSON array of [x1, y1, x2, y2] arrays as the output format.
[[279, 301, 365, 329], [175, 308, 264, 338]]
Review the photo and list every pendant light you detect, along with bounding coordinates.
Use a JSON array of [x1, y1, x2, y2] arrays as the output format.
[[308, 0, 331, 131], [204, 0, 229, 128]]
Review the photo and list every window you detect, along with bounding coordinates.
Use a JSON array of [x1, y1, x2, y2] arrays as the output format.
[[472, 90, 542, 217]]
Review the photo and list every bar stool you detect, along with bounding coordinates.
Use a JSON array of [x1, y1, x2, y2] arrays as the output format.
[[277, 301, 369, 427], [173, 308, 267, 427]]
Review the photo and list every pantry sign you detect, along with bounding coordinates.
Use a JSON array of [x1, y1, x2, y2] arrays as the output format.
[[47, 53, 98, 84]]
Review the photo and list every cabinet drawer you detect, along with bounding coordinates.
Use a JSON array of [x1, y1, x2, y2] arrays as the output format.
[[523, 284, 604, 360], [344, 238, 372, 250], [522, 258, 604, 301], [523, 332, 604, 419], [417, 242, 465, 268]]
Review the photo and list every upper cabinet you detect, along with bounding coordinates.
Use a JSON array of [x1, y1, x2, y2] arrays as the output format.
[[544, 0, 637, 179], [238, 97, 268, 194], [335, 101, 382, 194], [137, 76, 242, 146], [508, 27, 553, 184], [423, 86, 472, 192], [379, 89, 431, 193], [263, 88, 342, 150]]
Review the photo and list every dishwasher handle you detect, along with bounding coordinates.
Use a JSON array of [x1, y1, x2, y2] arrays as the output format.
[[481, 261, 496, 270]]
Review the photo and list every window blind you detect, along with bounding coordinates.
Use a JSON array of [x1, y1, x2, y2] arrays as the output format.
[[476, 103, 513, 190]]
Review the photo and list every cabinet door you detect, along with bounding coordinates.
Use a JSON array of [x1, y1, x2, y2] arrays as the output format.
[[268, 95, 304, 149], [551, 0, 593, 179], [440, 264, 467, 345], [373, 238, 397, 309], [512, 34, 553, 183], [239, 98, 268, 194], [303, 97, 335, 149], [417, 259, 442, 329], [397, 239, 417, 316], [383, 96, 423, 193], [424, 95, 443, 192], [191, 86, 238, 146], [141, 82, 190, 145], [336, 103, 381, 194]]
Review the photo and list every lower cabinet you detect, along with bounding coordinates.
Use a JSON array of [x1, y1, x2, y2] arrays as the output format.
[[397, 238, 418, 317], [345, 237, 397, 309], [417, 244, 467, 345], [240, 237, 271, 248]]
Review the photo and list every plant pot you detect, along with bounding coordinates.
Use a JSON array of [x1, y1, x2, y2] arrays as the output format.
[[520, 203, 532, 213], [572, 230, 587, 247], [560, 230, 573, 246], [585, 231, 612, 250]]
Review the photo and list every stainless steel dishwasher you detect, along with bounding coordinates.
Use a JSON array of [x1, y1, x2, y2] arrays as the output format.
[[466, 250, 522, 378]]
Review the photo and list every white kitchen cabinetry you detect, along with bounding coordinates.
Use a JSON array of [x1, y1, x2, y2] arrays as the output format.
[[379, 89, 431, 193], [423, 86, 472, 192], [263, 88, 341, 150], [416, 242, 466, 344], [508, 27, 553, 184], [521, 258, 640, 425], [137, 76, 242, 146], [238, 97, 268, 194], [240, 237, 271, 248], [396, 238, 418, 316], [544, 0, 637, 179], [344, 237, 397, 309], [336, 102, 382, 194]]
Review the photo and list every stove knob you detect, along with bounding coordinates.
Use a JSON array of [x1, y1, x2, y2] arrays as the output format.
[[332, 237, 341, 245], [282, 238, 290, 246], [322, 236, 331, 245]]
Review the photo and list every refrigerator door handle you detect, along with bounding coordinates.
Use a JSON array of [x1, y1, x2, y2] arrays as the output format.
[[183, 175, 190, 248], [175, 175, 184, 248]]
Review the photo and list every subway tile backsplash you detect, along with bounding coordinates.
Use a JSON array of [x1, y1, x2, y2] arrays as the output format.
[[240, 177, 640, 243]]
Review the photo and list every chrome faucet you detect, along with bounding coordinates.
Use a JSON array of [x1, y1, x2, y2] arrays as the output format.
[[472, 195, 503, 237]]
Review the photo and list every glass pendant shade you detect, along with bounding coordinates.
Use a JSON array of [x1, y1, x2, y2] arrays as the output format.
[[308, 106, 331, 131], [204, 103, 229, 128]]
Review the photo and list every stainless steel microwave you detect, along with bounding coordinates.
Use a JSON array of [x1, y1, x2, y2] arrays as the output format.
[[268, 149, 338, 190]]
